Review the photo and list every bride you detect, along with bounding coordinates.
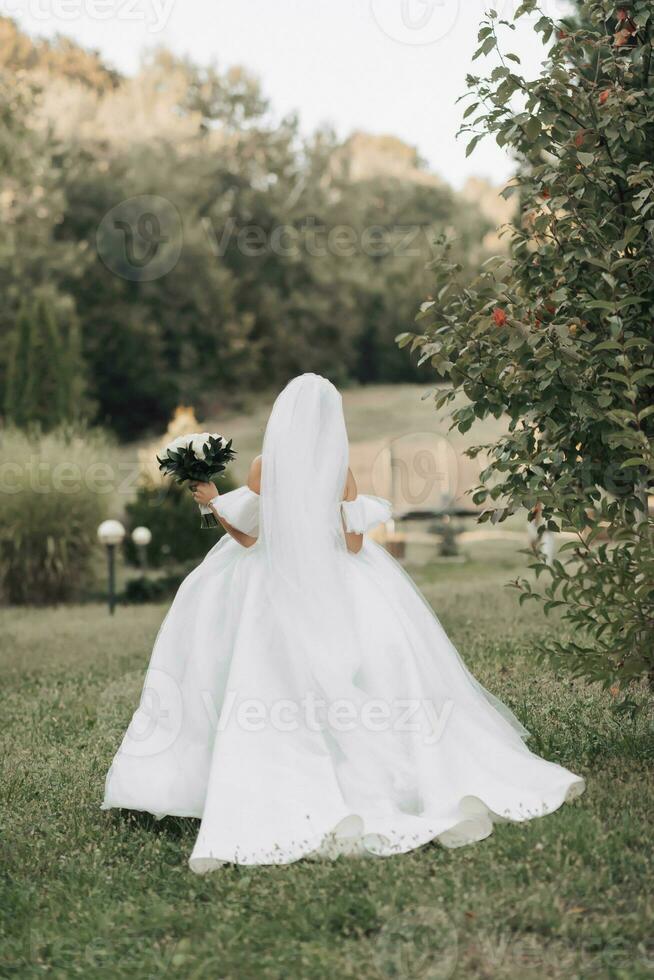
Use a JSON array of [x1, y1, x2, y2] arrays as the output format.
[[103, 373, 584, 871]]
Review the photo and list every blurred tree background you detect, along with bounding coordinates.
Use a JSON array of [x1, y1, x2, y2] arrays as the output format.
[[0, 15, 512, 605], [0, 16, 499, 441]]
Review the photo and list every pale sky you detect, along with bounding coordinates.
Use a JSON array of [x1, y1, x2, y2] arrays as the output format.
[[7, 0, 570, 189]]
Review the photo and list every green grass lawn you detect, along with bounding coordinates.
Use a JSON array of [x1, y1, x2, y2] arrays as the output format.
[[1, 545, 652, 979]]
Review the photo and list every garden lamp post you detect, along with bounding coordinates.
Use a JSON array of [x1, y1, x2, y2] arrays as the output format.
[[97, 520, 126, 615], [131, 525, 152, 571]]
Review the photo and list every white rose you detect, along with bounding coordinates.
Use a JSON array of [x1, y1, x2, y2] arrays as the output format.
[[190, 432, 216, 459], [165, 433, 195, 454]]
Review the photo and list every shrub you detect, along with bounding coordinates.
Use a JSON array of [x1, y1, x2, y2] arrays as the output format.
[[123, 478, 233, 569], [4, 291, 89, 430], [0, 426, 111, 604], [123, 404, 236, 569], [121, 569, 192, 604], [400, 1, 654, 693]]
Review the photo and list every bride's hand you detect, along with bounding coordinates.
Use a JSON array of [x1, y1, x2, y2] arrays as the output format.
[[190, 482, 218, 506]]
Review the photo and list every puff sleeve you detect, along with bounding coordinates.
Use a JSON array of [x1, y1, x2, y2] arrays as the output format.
[[210, 487, 260, 536], [341, 495, 392, 534]]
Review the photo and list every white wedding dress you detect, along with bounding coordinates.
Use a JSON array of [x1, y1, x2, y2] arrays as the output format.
[[103, 374, 584, 871]]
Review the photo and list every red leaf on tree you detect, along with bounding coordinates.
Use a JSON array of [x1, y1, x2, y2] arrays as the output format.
[[616, 8, 635, 26], [493, 308, 507, 327], [599, 89, 611, 105]]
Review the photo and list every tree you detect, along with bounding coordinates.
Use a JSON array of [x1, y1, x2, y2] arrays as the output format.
[[1, 21, 493, 438], [0, 32, 85, 402], [59, 307, 87, 422], [59, 58, 483, 432], [4, 302, 34, 427], [4, 292, 88, 429], [400, 1, 654, 695]]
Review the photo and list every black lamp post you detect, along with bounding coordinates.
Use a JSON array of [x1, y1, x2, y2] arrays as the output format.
[[97, 520, 126, 615], [131, 525, 152, 571]]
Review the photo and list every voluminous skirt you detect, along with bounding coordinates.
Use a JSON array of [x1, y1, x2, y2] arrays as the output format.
[[102, 535, 584, 870]]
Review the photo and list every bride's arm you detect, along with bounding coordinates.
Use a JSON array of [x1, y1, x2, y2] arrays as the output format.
[[192, 456, 261, 548], [342, 469, 364, 555]]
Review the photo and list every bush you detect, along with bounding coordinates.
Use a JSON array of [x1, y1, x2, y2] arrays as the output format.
[[121, 569, 192, 604], [0, 426, 110, 604], [4, 291, 89, 430], [401, 1, 654, 693], [123, 478, 233, 569]]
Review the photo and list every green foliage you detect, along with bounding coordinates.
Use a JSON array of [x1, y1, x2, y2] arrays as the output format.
[[64, 113, 475, 438], [121, 569, 191, 604], [4, 292, 88, 429], [0, 59, 82, 392], [157, 435, 236, 485], [0, 14, 120, 90], [3, 303, 33, 427], [0, 426, 110, 603], [123, 478, 233, 569], [400, 1, 654, 692], [0, 24, 492, 438]]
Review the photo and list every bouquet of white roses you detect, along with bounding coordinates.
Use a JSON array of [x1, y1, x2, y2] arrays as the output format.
[[157, 432, 236, 528]]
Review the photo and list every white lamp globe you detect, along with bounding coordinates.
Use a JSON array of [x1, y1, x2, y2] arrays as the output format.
[[97, 520, 126, 546], [131, 526, 152, 547]]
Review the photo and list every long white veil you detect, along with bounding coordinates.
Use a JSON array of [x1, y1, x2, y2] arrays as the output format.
[[259, 374, 415, 801], [257, 373, 527, 803], [260, 374, 348, 594], [260, 374, 357, 689]]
